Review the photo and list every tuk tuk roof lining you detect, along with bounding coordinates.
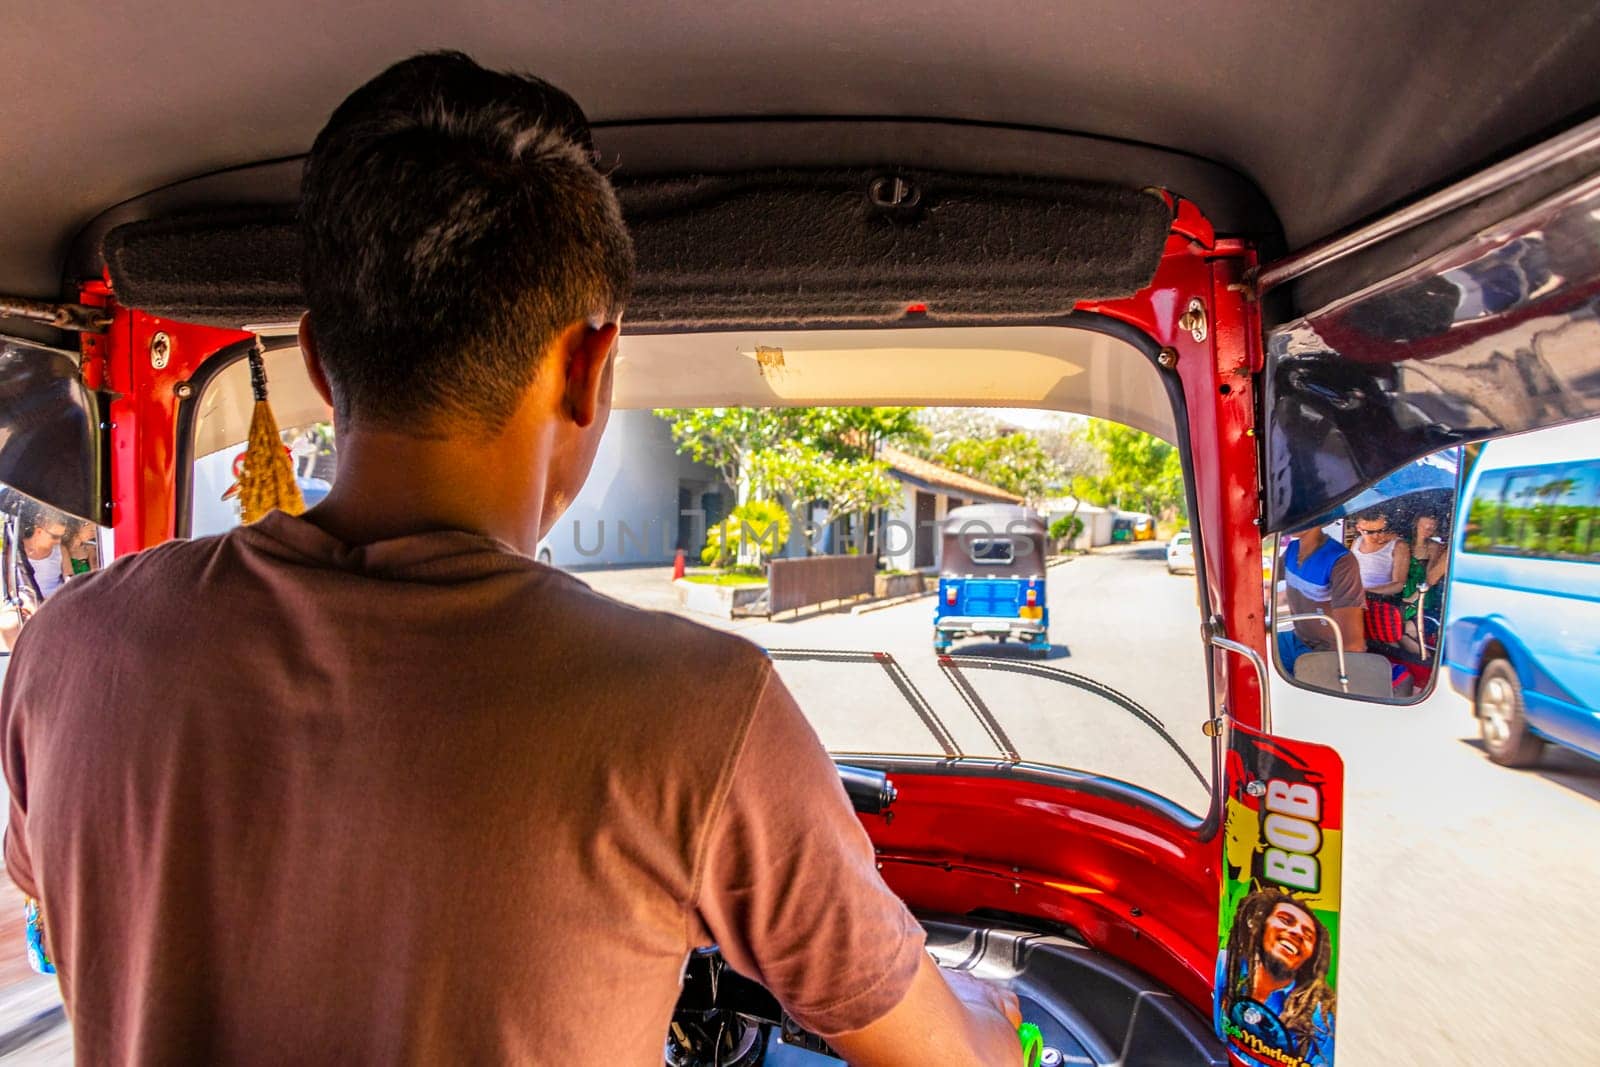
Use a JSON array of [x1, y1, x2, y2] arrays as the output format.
[[3, 1, 1599, 302]]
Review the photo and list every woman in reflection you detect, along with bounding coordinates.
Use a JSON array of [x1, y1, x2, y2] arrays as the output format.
[[62, 519, 98, 578], [1399, 508, 1450, 657], [1408, 509, 1449, 602]]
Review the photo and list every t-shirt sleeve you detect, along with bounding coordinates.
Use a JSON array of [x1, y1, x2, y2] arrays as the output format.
[[2, 644, 38, 899], [693, 667, 926, 1039], [1327, 554, 1365, 609]]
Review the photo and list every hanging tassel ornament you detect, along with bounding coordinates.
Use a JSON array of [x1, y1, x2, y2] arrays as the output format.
[[237, 342, 306, 524]]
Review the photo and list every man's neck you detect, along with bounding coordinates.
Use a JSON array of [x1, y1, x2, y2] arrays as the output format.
[[1297, 528, 1326, 555], [301, 424, 552, 556]]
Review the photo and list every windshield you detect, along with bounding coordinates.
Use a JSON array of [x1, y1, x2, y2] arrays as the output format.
[[186, 343, 1214, 819]]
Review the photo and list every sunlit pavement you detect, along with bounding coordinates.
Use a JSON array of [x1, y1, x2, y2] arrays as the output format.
[[1273, 674, 1600, 1066], [3, 549, 1598, 1062]]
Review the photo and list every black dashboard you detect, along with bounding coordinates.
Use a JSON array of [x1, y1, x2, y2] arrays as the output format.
[[666, 914, 1227, 1066]]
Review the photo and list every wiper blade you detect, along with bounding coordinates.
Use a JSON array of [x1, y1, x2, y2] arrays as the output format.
[[765, 648, 960, 757], [936, 656, 1209, 793]]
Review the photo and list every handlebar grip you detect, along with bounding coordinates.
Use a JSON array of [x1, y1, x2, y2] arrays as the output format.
[[836, 764, 896, 814], [1018, 1022, 1043, 1067]]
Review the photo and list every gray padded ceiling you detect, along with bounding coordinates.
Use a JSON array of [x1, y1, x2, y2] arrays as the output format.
[[3, 0, 1599, 299]]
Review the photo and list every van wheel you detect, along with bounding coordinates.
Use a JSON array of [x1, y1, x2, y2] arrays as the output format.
[[1476, 658, 1543, 767]]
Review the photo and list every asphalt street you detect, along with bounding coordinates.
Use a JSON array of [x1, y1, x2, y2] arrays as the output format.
[[0, 543, 1596, 1063]]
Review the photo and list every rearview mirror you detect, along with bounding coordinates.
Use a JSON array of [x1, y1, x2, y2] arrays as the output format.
[[1269, 448, 1461, 703]]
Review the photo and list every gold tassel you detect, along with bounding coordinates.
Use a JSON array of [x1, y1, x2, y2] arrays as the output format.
[[238, 343, 306, 524]]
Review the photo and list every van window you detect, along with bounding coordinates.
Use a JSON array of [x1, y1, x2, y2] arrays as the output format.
[[1462, 471, 1508, 553], [1465, 462, 1600, 563]]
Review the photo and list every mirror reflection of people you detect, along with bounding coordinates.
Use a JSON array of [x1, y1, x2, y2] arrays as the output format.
[[0, 54, 1021, 1066], [1278, 523, 1366, 672], [1217, 888, 1336, 1066], [1351, 507, 1411, 595], [1408, 510, 1449, 603], [18, 502, 71, 603], [62, 520, 97, 578], [2, 501, 82, 651]]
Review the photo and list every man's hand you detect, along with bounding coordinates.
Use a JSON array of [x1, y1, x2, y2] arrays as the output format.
[[826, 953, 1026, 1066], [943, 967, 1022, 1031]]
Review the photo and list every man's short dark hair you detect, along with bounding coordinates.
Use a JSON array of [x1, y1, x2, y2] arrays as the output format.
[[300, 52, 634, 431]]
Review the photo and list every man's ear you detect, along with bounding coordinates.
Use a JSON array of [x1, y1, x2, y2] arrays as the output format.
[[297, 313, 336, 409], [560, 320, 621, 428]]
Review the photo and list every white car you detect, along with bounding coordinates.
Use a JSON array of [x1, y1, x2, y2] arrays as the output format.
[[1165, 531, 1194, 574]]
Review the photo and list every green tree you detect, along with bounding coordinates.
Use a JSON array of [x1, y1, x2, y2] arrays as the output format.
[[653, 408, 786, 500], [1048, 513, 1084, 549], [701, 500, 792, 566], [749, 443, 901, 554], [802, 407, 929, 460], [1080, 420, 1186, 520], [936, 433, 1062, 501], [656, 407, 927, 490]]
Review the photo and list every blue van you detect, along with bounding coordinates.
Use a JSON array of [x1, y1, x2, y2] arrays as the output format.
[[1444, 418, 1600, 766]]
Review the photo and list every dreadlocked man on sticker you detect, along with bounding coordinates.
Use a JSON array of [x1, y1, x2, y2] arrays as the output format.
[[1216, 887, 1336, 1067]]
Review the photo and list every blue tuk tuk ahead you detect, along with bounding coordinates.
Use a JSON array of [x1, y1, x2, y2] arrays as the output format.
[[933, 504, 1050, 657]]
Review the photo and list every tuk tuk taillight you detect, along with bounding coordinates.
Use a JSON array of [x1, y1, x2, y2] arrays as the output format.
[[1026, 588, 1037, 607], [945, 585, 958, 606]]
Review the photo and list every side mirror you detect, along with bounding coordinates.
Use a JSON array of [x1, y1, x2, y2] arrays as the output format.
[[1269, 448, 1461, 703], [0, 336, 103, 523]]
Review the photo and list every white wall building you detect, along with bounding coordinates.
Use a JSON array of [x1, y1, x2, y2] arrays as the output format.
[[192, 410, 726, 569]]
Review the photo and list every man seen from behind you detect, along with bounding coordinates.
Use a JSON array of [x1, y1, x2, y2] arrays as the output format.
[[1, 52, 1021, 1065]]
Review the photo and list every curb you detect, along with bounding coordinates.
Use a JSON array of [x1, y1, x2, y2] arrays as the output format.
[[850, 589, 935, 615]]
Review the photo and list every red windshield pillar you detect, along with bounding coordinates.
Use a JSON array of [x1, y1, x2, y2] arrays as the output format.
[[1078, 206, 1266, 731], [90, 287, 251, 555]]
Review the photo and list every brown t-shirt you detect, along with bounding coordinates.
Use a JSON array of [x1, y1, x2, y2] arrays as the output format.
[[1, 512, 924, 1065]]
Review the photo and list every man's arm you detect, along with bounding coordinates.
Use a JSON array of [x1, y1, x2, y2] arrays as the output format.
[[1327, 555, 1367, 653], [828, 955, 1021, 1066], [1424, 545, 1449, 587], [695, 668, 1022, 1066], [1331, 604, 1367, 653]]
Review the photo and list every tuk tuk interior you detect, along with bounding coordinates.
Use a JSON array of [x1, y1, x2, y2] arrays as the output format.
[[3, 5, 1600, 1065]]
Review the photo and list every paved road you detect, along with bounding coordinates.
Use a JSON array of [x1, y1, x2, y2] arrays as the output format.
[[1272, 676, 1600, 1066], [2, 544, 1598, 1062], [659, 545, 1215, 816]]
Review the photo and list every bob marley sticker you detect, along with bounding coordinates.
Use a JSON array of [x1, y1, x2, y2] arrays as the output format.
[[1215, 721, 1344, 1067]]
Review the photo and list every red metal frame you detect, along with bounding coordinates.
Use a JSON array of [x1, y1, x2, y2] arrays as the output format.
[[77, 199, 1267, 1024], [867, 772, 1220, 1010]]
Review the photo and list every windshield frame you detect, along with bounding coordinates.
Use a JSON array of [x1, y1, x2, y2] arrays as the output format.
[[170, 313, 1221, 835]]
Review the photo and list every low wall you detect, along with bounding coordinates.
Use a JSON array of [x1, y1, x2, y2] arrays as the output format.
[[674, 580, 769, 619], [768, 555, 876, 614], [874, 572, 931, 599]]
